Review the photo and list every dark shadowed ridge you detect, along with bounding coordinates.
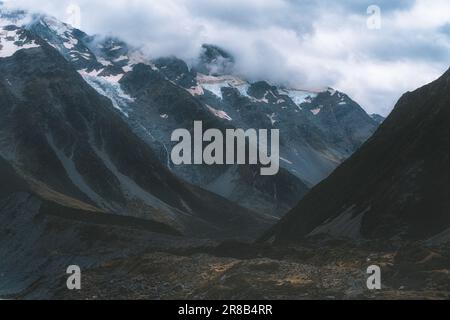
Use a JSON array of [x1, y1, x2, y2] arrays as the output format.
[[261, 67, 450, 244]]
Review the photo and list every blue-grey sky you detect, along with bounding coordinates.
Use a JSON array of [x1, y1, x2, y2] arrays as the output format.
[[5, 0, 450, 116]]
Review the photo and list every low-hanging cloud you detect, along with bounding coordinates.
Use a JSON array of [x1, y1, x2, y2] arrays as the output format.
[[4, 0, 450, 116]]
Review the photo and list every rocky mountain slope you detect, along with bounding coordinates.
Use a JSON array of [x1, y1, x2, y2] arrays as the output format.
[[262, 68, 450, 244], [0, 154, 213, 298], [0, 22, 273, 239]]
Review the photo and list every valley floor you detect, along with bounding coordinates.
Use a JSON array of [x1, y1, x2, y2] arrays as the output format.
[[52, 241, 450, 300], [1, 196, 448, 300]]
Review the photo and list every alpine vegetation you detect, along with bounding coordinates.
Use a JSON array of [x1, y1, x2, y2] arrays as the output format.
[[171, 121, 280, 176]]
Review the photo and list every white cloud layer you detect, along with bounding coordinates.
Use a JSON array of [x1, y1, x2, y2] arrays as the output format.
[[4, 0, 450, 116]]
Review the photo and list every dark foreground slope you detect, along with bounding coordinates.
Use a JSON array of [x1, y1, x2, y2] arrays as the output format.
[[262, 68, 450, 243], [0, 155, 193, 298]]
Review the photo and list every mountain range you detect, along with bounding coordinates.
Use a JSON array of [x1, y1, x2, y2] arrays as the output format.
[[0, 9, 274, 240], [0, 7, 381, 225], [1, 5, 450, 300]]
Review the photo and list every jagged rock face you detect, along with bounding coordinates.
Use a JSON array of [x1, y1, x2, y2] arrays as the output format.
[[154, 56, 197, 88], [300, 89, 380, 152], [27, 15, 101, 71], [147, 45, 379, 209], [263, 69, 450, 243], [192, 79, 379, 186]]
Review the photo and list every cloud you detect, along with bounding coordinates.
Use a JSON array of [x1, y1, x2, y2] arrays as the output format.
[[4, 0, 450, 116]]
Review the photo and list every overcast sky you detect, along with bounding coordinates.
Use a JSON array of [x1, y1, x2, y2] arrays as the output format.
[[4, 0, 450, 116]]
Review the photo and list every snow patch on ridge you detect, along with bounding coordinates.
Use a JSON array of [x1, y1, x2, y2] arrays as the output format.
[[310, 108, 321, 115], [187, 85, 204, 96], [267, 113, 277, 125], [279, 88, 317, 108], [79, 70, 133, 117], [197, 74, 252, 100], [0, 28, 39, 58], [206, 105, 232, 121]]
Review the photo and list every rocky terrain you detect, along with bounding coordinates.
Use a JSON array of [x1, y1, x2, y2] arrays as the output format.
[[49, 240, 450, 300]]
